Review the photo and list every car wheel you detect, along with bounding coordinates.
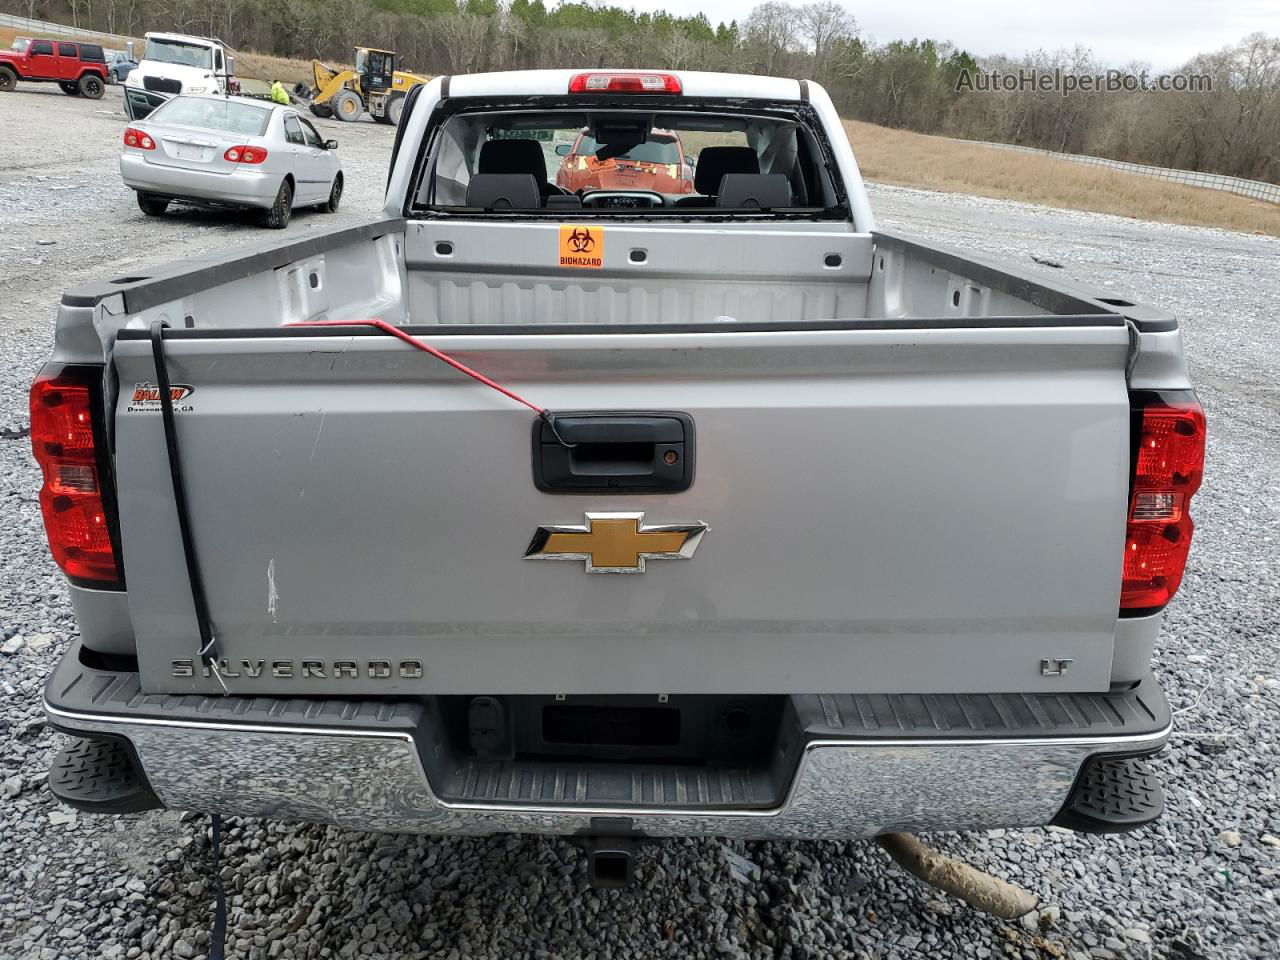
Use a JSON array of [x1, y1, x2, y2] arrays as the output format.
[[331, 89, 362, 122], [59, 81, 80, 95], [78, 74, 105, 99], [263, 180, 293, 229], [323, 174, 342, 213], [137, 192, 169, 217], [386, 93, 406, 127], [0, 66, 16, 92]]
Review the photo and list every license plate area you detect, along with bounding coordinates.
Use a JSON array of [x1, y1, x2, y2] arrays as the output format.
[[449, 694, 785, 765], [172, 144, 209, 162]]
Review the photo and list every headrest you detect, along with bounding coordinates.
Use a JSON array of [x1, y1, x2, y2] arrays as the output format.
[[465, 174, 541, 209], [478, 139, 549, 180], [546, 194, 583, 208], [716, 174, 793, 209], [694, 146, 759, 196]]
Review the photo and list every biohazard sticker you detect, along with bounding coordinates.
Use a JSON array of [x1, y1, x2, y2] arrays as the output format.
[[559, 225, 604, 269], [127, 382, 195, 413]]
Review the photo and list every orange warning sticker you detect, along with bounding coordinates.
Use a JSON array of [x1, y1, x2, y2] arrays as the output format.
[[559, 225, 604, 269]]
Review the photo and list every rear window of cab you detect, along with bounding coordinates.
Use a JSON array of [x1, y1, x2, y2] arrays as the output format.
[[412, 105, 841, 217]]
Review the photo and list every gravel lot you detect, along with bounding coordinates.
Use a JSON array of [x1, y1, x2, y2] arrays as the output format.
[[2, 81, 1279, 960]]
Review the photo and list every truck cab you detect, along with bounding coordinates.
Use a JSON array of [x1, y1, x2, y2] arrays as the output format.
[[123, 32, 236, 119]]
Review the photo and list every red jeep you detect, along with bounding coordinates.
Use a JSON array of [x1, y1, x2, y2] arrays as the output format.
[[0, 37, 108, 99]]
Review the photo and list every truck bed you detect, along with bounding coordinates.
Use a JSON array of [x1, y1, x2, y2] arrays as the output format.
[[54, 218, 1174, 697]]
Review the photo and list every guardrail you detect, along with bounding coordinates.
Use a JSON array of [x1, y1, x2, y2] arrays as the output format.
[[0, 11, 134, 45], [950, 138, 1280, 206]]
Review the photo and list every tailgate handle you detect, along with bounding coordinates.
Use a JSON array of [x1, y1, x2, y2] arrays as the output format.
[[533, 413, 695, 494]]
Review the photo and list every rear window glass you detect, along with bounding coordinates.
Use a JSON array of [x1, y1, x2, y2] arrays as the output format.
[[148, 97, 272, 137], [413, 107, 834, 217], [80, 44, 105, 62]]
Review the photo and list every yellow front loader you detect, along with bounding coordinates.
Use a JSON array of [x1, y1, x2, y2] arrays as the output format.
[[300, 47, 430, 126]]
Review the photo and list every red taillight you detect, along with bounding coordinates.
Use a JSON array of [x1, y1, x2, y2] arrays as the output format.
[[224, 145, 268, 164], [568, 72, 682, 94], [29, 365, 122, 587], [1120, 395, 1205, 610], [123, 126, 155, 150]]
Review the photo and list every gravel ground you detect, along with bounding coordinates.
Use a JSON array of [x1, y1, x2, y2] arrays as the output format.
[[2, 81, 1279, 960]]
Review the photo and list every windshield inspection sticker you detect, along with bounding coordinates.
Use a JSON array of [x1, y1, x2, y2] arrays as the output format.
[[559, 225, 604, 269], [127, 382, 195, 413]]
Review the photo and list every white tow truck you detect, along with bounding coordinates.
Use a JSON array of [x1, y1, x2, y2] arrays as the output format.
[[123, 32, 237, 120]]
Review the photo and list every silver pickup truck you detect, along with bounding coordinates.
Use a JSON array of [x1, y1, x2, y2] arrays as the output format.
[[35, 70, 1203, 868]]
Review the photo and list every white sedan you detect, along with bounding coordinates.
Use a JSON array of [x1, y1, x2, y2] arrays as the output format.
[[119, 95, 343, 228]]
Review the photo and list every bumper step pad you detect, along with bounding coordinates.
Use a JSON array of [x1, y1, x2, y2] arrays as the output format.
[[1052, 755, 1164, 834], [48, 736, 163, 815]]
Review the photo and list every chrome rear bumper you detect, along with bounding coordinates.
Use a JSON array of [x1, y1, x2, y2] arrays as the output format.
[[47, 702, 1169, 838], [45, 644, 1171, 839]]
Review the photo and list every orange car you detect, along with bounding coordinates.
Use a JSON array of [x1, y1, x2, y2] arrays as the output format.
[[555, 129, 695, 195]]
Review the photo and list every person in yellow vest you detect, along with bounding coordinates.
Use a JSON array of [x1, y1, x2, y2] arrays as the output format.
[[270, 80, 290, 105]]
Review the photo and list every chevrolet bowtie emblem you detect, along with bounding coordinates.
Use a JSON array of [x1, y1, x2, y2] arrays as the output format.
[[524, 512, 708, 573]]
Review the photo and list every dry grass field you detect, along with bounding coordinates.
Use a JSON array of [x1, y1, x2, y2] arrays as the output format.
[[845, 120, 1280, 236]]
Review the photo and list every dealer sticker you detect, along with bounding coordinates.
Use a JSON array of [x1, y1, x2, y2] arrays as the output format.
[[559, 225, 604, 269], [127, 382, 195, 413]]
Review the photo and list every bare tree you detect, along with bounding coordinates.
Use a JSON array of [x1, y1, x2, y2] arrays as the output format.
[[743, 2, 797, 75], [661, 27, 698, 70], [798, 1, 855, 81]]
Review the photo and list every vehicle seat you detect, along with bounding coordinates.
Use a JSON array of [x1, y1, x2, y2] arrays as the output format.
[[675, 146, 760, 207], [716, 174, 793, 209], [546, 194, 583, 209], [477, 140, 567, 199], [465, 174, 542, 210]]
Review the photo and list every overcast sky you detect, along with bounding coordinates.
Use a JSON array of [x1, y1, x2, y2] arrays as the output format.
[[616, 0, 1279, 69]]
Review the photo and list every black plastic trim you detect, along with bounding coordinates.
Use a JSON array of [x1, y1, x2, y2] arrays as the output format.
[[46, 641, 423, 731], [115, 314, 1125, 342], [792, 675, 1171, 741], [1050, 753, 1166, 834], [47, 734, 163, 815], [386, 81, 425, 197], [532, 411, 695, 495], [46, 640, 1169, 742]]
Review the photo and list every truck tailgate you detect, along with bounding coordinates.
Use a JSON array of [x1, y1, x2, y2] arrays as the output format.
[[111, 319, 1133, 695]]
